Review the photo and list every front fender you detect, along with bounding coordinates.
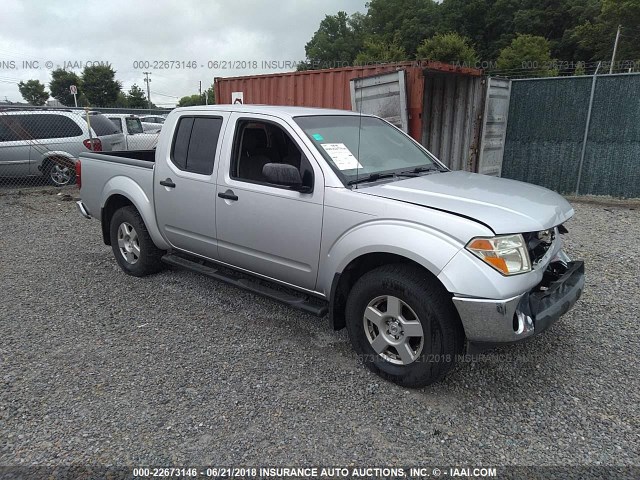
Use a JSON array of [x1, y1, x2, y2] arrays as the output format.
[[101, 176, 169, 250], [317, 219, 464, 295]]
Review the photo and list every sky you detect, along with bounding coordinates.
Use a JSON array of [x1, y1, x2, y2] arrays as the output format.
[[0, 0, 367, 106]]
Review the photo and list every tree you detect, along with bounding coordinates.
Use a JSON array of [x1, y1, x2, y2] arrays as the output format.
[[49, 69, 81, 106], [18, 79, 49, 105], [302, 11, 366, 69], [127, 84, 147, 108], [113, 92, 130, 108], [177, 94, 203, 107], [497, 34, 556, 76], [573, 0, 640, 63], [177, 84, 214, 107], [354, 38, 408, 64], [365, 0, 441, 56], [81, 64, 121, 106], [438, 0, 493, 58], [416, 32, 478, 66]]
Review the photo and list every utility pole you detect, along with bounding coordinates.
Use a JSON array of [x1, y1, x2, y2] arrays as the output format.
[[143, 72, 152, 109], [609, 25, 621, 74], [199, 80, 202, 100]]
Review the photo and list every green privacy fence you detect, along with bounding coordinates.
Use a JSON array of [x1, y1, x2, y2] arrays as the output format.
[[502, 73, 640, 198]]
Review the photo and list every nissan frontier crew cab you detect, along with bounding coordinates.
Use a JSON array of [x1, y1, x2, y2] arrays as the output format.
[[76, 105, 585, 388]]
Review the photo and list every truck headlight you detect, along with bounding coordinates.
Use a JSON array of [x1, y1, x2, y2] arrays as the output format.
[[466, 234, 531, 276]]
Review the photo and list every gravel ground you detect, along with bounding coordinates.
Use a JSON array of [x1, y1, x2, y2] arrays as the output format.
[[0, 189, 638, 468]]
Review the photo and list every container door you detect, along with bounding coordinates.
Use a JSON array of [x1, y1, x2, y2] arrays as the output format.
[[350, 70, 409, 133], [477, 77, 512, 176]]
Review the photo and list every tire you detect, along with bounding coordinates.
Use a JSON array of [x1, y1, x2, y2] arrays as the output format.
[[109, 206, 164, 277], [345, 264, 464, 388], [44, 159, 75, 187]]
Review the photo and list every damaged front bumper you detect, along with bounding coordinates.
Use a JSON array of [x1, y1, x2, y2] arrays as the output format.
[[452, 259, 585, 348]]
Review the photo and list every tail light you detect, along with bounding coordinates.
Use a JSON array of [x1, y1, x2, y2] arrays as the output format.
[[76, 159, 81, 189], [83, 138, 102, 151]]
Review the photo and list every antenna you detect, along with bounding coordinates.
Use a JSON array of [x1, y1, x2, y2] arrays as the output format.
[[355, 65, 363, 189]]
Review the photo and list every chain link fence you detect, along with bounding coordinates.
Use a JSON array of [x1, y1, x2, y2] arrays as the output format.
[[502, 72, 640, 198], [0, 106, 172, 191]]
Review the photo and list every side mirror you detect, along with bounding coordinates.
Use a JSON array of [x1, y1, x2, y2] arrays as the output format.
[[262, 163, 311, 192]]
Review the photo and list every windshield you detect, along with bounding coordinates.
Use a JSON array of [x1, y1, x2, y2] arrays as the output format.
[[294, 115, 443, 184]]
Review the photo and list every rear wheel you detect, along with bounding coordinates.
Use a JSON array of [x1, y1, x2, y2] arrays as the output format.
[[345, 264, 464, 388], [44, 160, 74, 186], [110, 206, 164, 277]]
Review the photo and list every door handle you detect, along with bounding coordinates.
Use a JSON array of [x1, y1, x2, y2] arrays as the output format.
[[160, 178, 176, 188], [218, 190, 238, 201]]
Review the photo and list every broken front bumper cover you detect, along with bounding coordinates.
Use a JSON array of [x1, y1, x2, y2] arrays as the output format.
[[452, 260, 585, 346]]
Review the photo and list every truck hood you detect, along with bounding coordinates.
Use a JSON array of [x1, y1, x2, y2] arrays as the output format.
[[359, 171, 574, 234]]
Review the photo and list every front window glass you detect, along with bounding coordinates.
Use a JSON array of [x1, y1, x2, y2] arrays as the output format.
[[294, 115, 442, 184], [126, 118, 144, 134]]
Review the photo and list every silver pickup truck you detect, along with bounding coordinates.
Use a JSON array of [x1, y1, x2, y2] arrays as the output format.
[[76, 105, 585, 388]]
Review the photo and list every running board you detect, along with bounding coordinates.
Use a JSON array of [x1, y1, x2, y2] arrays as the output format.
[[161, 253, 328, 317]]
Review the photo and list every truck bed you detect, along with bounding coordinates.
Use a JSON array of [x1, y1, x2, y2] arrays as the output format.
[[83, 150, 156, 166], [78, 151, 156, 223]]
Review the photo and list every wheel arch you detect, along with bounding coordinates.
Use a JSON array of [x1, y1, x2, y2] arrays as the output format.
[[329, 252, 453, 331], [100, 178, 169, 250], [41, 152, 76, 185]]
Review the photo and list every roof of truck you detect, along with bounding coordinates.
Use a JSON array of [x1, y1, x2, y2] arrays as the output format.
[[172, 104, 362, 117]]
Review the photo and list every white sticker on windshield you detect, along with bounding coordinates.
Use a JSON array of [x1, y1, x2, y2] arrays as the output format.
[[320, 143, 363, 170]]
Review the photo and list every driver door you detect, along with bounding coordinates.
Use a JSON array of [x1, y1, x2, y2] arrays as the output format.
[[215, 113, 324, 291]]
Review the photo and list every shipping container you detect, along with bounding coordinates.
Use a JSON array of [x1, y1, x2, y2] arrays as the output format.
[[215, 61, 507, 173]]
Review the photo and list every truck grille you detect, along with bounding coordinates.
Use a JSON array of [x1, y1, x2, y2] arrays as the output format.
[[523, 228, 556, 265]]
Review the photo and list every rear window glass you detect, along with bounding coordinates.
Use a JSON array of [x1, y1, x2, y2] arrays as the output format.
[[0, 114, 82, 140], [171, 116, 223, 175], [84, 113, 120, 136], [109, 118, 123, 132]]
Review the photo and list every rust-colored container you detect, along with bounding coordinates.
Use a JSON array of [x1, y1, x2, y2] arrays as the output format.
[[214, 61, 482, 144]]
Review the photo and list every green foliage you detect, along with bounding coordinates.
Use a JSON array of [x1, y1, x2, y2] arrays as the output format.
[[573, 0, 640, 62], [303, 11, 365, 69], [416, 32, 478, 65], [127, 84, 148, 108], [497, 34, 556, 76], [354, 38, 408, 64], [177, 84, 215, 107], [365, 0, 441, 56], [49, 69, 80, 106], [177, 94, 203, 107], [18, 79, 49, 105], [80, 64, 121, 107], [113, 91, 130, 108], [301, 0, 637, 77]]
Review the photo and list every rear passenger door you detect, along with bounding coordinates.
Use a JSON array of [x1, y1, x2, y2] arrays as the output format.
[[154, 112, 229, 260]]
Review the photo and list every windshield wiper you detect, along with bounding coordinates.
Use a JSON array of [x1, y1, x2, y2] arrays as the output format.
[[399, 166, 443, 175], [347, 172, 397, 186]]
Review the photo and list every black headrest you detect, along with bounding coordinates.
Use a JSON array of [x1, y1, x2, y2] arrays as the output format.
[[242, 128, 267, 151]]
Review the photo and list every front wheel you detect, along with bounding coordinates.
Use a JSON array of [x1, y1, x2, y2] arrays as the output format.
[[109, 206, 164, 277], [345, 264, 464, 388]]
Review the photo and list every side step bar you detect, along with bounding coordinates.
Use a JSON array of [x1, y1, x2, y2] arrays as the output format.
[[161, 253, 328, 317]]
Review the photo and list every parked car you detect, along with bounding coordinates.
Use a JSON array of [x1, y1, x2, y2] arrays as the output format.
[[76, 105, 585, 388], [138, 115, 166, 124], [139, 115, 166, 133], [140, 122, 163, 133], [0, 110, 124, 186], [107, 114, 159, 150]]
